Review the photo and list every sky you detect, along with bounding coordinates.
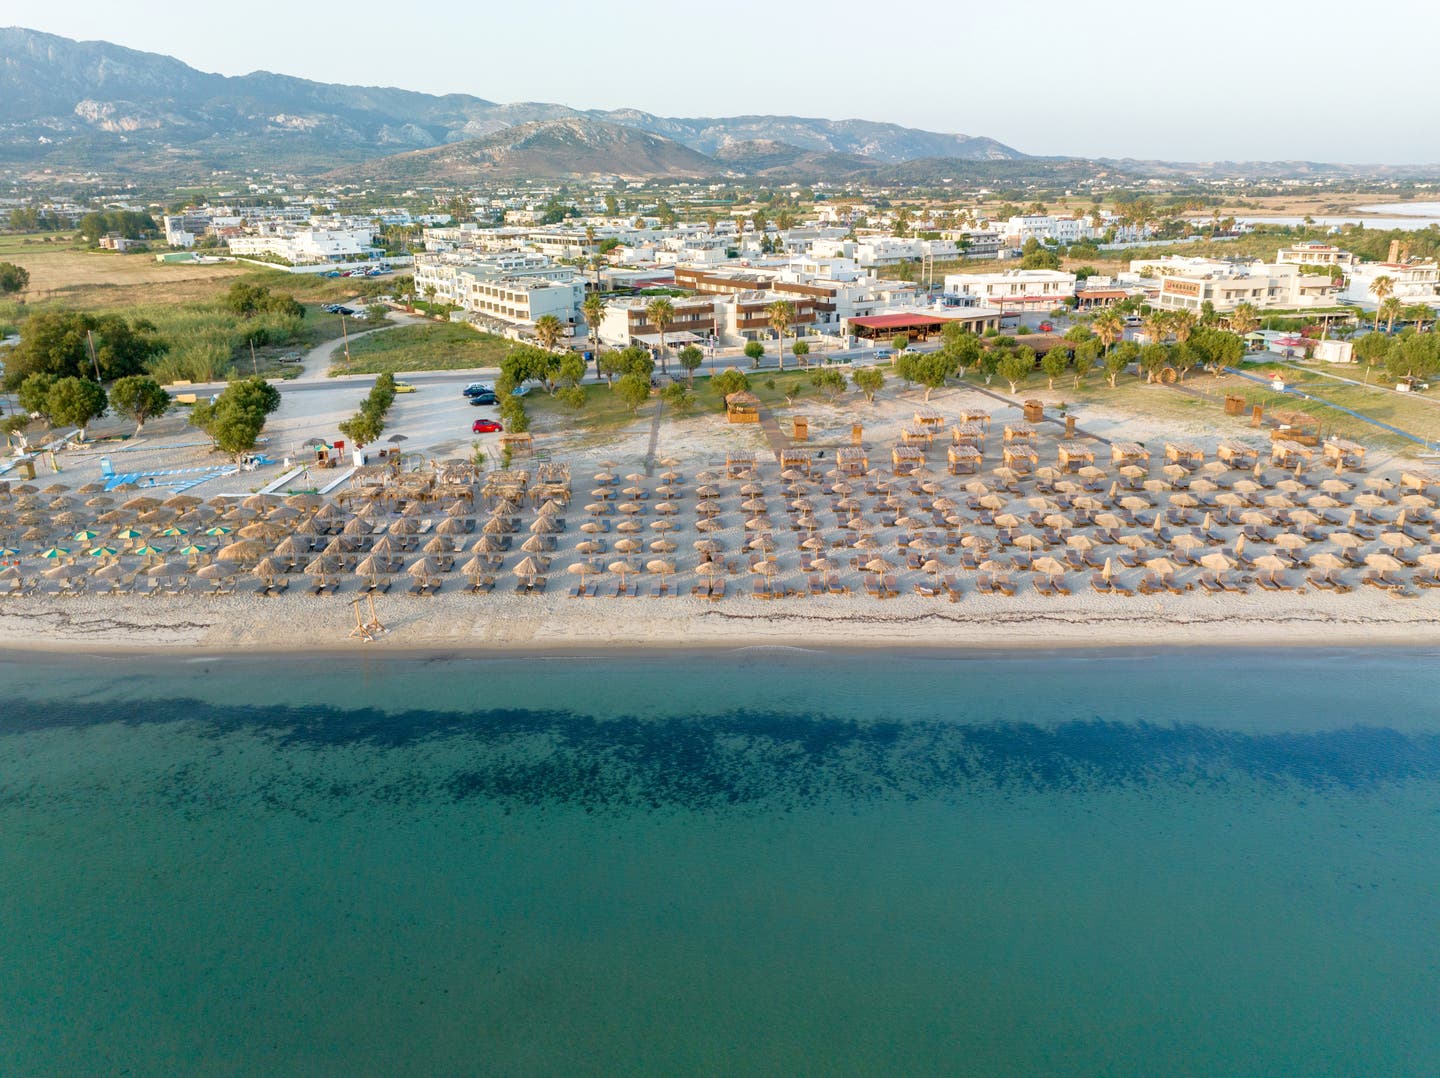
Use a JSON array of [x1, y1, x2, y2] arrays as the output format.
[[9, 0, 1440, 162]]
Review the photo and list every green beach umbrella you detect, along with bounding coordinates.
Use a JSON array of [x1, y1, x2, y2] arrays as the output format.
[[178, 543, 208, 556], [160, 526, 188, 537], [88, 545, 120, 558], [0, 546, 19, 557], [39, 547, 71, 559], [204, 526, 232, 537], [132, 544, 162, 557], [114, 528, 145, 540], [73, 529, 100, 542]]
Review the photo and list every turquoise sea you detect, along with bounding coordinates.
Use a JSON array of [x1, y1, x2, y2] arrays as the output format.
[[1, 647, 1438, 1075]]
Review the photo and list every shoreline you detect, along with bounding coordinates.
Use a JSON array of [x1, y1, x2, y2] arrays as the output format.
[[2, 591, 1438, 659]]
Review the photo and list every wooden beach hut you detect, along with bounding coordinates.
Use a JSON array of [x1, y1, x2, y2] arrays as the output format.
[[1164, 441, 1205, 468], [947, 444, 982, 475], [725, 391, 761, 424], [900, 425, 934, 447], [950, 423, 985, 449], [1322, 437, 1366, 472], [958, 408, 991, 431], [1003, 444, 1040, 472], [891, 445, 926, 476], [778, 449, 813, 476], [1110, 441, 1149, 466], [1056, 441, 1095, 473], [726, 449, 757, 478], [1270, 409, 1322, 446], [499, 432, 534, 458], [912, 407, 946, 430], [1217, 439, 1258, 468], [1271, 439, 1316, 469], [1003, 422, 1037, 444], [836, 446, 869, 477]]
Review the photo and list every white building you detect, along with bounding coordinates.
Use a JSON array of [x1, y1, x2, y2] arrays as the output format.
[[228, 225, 378, 265], [944, 268, 1077, 311], [1128, 256, 1341, 312], [1339, 260, 1440, 308], [1275, 242, 1357, 268], [413, 253, 584, 329]]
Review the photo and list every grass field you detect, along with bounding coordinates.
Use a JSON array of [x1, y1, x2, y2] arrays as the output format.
[[328, 322, 512, 376]]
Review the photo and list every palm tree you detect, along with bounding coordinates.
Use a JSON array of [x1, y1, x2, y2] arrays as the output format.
[[1093, 309, 1123, 352], [1228, 302, 1260, 336], [705, 213, 719, 234], [1142, 310, 1171, 347], [1380, 296, 1403, 333], [645, 297, 674, 375], [581, 293, 606, 373], [1169, 309, 1197, 343], [766, 299, 794, 372], [1403, 303, 1432, 333], [534, 314, 564, 352], [1371, 274, 1395, 330]]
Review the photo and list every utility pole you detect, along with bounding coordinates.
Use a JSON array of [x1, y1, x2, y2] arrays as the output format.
[[341, 314, 351, 363], [250, 338, 259, 376]]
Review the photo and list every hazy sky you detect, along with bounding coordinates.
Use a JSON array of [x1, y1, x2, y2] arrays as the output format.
[[12, 0, 1439, 162]]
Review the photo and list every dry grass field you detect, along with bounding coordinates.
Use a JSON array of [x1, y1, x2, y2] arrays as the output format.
[[0, 233, 249, 306]]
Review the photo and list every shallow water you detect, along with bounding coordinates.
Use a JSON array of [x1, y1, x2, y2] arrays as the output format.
[[2, 648, 1438, 1074]]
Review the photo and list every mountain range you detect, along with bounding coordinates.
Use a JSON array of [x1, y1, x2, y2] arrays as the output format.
[[0, 26, 1026, 181]]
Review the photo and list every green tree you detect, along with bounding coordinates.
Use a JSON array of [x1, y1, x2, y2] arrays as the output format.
[[1354, 331, 1391, 369], [615, 372, 651, 413], [1227, 302, 1260, 336], [1191, 327, 1244, 374], [1105, 341, 1138, 387], [365, 303, 389, 325], [1171, 341, 1200, 381], [1139, 342, 1171, 382], [1380, 296, 1403, 333], [2, 311, 165, 389], [1370, 275, 1395, 330], [534, 314, 564, 351], [644, 297, 674, 374], [711, 368, 750, 402], [46, 377, 108, 438], [1041, 347, 1068, 388], [911, 352, 958, 400], [0, 261, 30, 294], [108, 375, 172, 432], [997, 351, 1033, 394], [17, 373, 58, 425], [1073, 340, 1100, 385], [1402, 303, 1433, 333], [677, 344, 704, 387], [1019, 237, 1060, 270], [581, 293, 606, 369], [661, 382, 696, 414], [744, 340, 765, 368], [597, 350, 627, 386], [338, 411, 384, 446], [852, 366, 885, 402], [1092, 309, 1124, 352], [791, 339, 810, 364], [766, 299, 794, 372], [891, 333, 910, 354], [190, 376, 281, 459], [557, 386, 587, 412], [557, 352, 587, 388], [617, 345, 654, 380], [811, 368, 847, 400]]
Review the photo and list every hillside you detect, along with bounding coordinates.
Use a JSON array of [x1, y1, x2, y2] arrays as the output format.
[[0, 27, 1024, 177], [343, 119, 720, 181]]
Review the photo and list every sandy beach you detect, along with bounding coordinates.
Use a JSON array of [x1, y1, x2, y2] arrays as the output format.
[[1, 582, 1437, 656]]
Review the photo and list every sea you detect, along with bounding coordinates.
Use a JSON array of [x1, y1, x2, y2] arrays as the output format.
[[2, 647, 1438, 1075]]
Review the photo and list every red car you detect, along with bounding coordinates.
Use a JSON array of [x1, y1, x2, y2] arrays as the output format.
[[472, 419, 503, 433]]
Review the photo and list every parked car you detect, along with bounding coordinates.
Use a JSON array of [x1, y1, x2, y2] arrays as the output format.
[[511, 385, 531, 398], [472, 419, 503, 433], [1124, 315, 1143, 327], [1038, 321, 1054, 333], [469, 392, 498, 406], [393, 380, 416, 393], [463, 382, 493, 397]]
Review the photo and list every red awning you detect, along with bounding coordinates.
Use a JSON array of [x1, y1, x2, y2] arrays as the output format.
[[848, 313, 974, 330]]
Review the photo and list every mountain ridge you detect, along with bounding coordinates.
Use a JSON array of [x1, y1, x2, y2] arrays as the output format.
[[0, 26, 1024, 176]]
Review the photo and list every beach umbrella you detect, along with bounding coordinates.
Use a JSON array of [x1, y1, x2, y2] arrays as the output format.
[[38, 546, 71, 559], [1308, 552, 1347, 572], [1199, 552, 1236, 574], [1093, 512, 1124, 530], [863, 557, 896, 574], [304, 555, 341, 582], [86, 544, 121, 558], [72, 529, 100, 542], [606, 559, 636, 585], [1031, 556, 1067, 578], [353, 555, 387, 586], [425, 535, 456, 556], [1252, 554, 1289, 575], [613, 538, 641, 554], [1328, 532, 1363, 551], [615, 519, 642, 534], [1380, 531, 1416, 550], [408, 556, 440, 582], [1012, 534, 1045, 551], [1144, 556, 1180, 577], [646, 558, 676, 577], [1066, 534, 1098, 553], [1272, 533, 1306, 553]]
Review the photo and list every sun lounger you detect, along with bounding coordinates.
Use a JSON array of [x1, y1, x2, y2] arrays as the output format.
[[863, 574, 882, 598], [826, 575, 849, 596], [942, 574, 963, 602], [1137, 574, 1166, 595], [808, 574, 825, 597]]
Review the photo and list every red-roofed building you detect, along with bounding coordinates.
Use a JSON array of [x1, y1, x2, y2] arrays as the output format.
[[845, 308, 1000, 341]]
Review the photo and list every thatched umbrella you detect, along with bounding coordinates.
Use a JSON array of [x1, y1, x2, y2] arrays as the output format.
[[408, 556, 441, 585], [519, 535, 549, 555], [650, 539, 677, 554], [304, 555, 341, 586], [1031, 555, 1067, 579], [1143, 556, 1180, 579], [353, 555, 388, 589], [251, 557, 283, 584]]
